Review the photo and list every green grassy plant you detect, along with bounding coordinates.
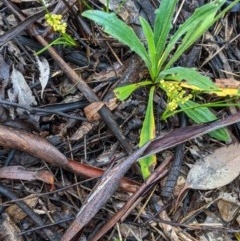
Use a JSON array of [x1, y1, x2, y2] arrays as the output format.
[[82, 0, 239, 179]]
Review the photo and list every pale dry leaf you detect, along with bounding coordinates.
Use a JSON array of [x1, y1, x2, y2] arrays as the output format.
[[186, 144, 240, 190], [84, 98, 117, 121], [84, 102, 105, 121], [35, 55, 50, 99], [217, 193, 240, 222], [0, 166, 55, 186], [8, 66, 37, 114], [0, 213, 24, 241], [198, 211, 232, 241], [0, 28, 26, 63], [6, 194, 38, 223], [96, 151, 125, 164], [119, 223, 148, 239], [70, 121, 98, 141], [218, 199, 239, 222], [215, 78, 240, 89], [107, 97, 118, 110], [157, 199, 197, 241], [6, 14, 18, 27]]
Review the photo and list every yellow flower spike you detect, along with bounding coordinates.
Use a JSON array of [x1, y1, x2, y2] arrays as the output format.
[[160, 80, 193, 114], [45, 13, 67, 34], [35, 3, 76, 55]]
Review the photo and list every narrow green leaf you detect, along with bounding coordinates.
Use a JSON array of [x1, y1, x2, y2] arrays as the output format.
[[214, 0, 240, 22], [159, 67, 218, 91], [166, 14, 215, 68], [114, 81, 152, 101], [154, 0, 178, 62], [159, 0, 225, 69], [139, 155, 156, 180], [139, 86, 156, 179], [139, 86, 156, 146], [209, 129, 230, 142], [139, 17, 156, 79], [82, 10, 151, 70], [180, 100, 230, 142]]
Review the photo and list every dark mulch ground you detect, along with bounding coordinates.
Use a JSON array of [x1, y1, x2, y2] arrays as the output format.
[[0, 0, 239, 241]]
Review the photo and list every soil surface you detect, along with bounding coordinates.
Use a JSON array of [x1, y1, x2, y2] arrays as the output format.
[[0, 1, 239, 241]]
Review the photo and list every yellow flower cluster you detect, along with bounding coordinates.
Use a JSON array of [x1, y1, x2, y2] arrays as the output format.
[[45, 13, 67, 34], [160, 80, 192, 112]]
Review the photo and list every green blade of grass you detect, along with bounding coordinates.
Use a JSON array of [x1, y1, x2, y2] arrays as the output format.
[[166, 14, 216, 68], [114, 81, 152, 101], [154, 0, 178, 63], [82, 10, 151, 71], [164, 0, 240, 69], [159, 0, 225, 69], [139, 17, 156, 79], [180, 100, 230, 142], [139, 86, 156, 180]]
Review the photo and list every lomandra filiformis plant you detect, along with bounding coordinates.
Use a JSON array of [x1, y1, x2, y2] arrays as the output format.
[[82, 0, 239, 179]]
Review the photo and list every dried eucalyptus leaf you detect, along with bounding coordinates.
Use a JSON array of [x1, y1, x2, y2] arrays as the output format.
[[186, 144, 240, 190], [8, 66, 37, 115], [35, 55, 50, 99]]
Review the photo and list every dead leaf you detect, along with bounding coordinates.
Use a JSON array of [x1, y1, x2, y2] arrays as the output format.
[[6, 194, 38, 223], [156, 199, 198, 241], [119, 223, 148, 239], [98, 0, 140, 23], [217, 193, 240, 222], [197, 211, 234, 241], [0, 166, 55, 189], [84, 102, 105, 121], [35, 55, 50, 99], [107, 97, 118, 110], [8, 66, 37, 115], [213, 78, 240, 96], [176, 144, 240, 208], [70, 121, 97, 141], [98, 0, 152, 39], [0, 213, 24, 241], [185, 144, 240, 190], [215, 78, 240, 89], [0, 28, 26, 64], [84, 98, 117, 121]]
